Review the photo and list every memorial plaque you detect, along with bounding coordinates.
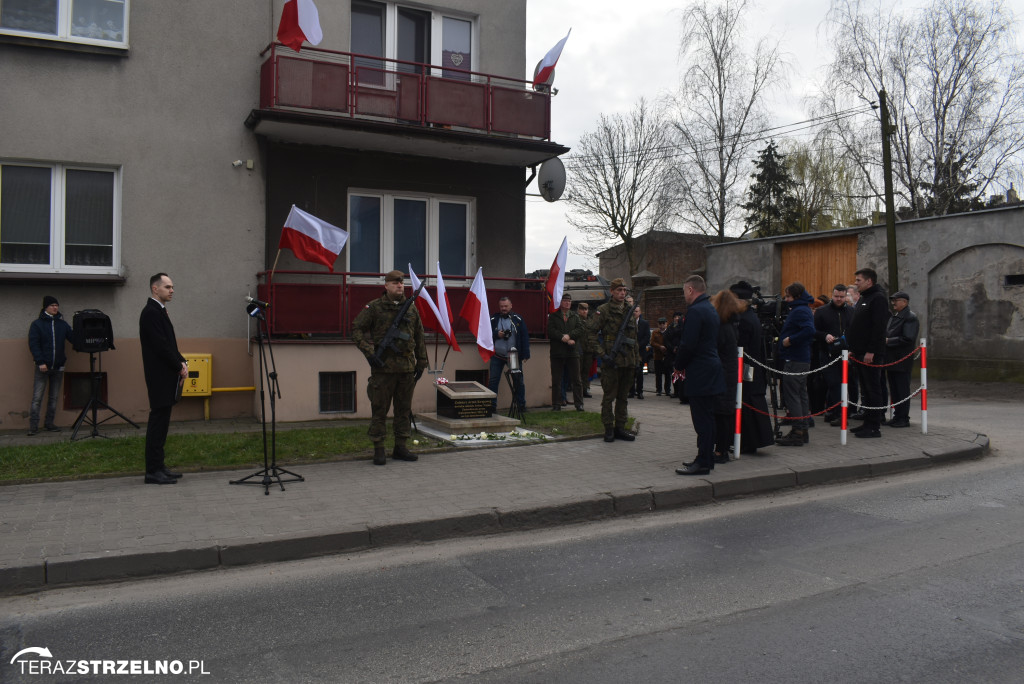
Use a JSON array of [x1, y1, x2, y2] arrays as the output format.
[[436, 380, 496, 420]]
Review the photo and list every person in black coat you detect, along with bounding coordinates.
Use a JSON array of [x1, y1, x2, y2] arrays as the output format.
[[710, 290, 742, 463], [674, 276, 725, 475], [885, 291, 920, 428], [139, 273, 188, 484], [847, 268, 889, 438], [814, 284, 855, 425], [730, 282, 775, 454], [27, 295, 73, 435], [630, 306, 651, 399]]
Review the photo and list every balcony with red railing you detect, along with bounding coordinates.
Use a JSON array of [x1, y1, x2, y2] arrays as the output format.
[[248, 44, 565, 166], [256, 270, 551, 340]]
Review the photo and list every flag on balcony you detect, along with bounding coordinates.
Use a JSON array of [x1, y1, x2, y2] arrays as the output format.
[[277, 0, 323, 52], [532, 28, 571, 88], [459, 267, 494, 362], [409, 264, 461, 351], [277, 205, 347, 271], [435, 264, 461, 351], [544, 236, 568, 313]]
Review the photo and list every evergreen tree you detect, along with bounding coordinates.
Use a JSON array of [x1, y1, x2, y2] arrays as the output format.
[[743, 140, 800, 237]]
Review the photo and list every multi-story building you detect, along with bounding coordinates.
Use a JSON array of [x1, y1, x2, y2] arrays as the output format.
[[0, 0, 567, 429]]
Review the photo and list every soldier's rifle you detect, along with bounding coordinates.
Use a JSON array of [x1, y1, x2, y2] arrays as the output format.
[[370, 279, 427, 368]]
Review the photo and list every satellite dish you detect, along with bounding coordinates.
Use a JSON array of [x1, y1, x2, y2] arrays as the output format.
[[533, 60, 555, 92], [537, 157, 566, 202]]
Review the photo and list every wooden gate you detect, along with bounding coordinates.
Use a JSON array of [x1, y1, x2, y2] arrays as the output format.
[[780, 235, 858, 299]]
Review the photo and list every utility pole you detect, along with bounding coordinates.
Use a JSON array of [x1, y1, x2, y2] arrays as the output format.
[[879, 89, 899, 293]]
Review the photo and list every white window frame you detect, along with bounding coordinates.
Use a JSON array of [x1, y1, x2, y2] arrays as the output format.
[[0, 0, 129, 49], [355, 1, 478, 76], [0, 160, 122, 275], [346, 189, 475, 279]]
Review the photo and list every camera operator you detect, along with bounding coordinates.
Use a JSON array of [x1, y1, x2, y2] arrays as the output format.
[[814, 284, 854, 426]]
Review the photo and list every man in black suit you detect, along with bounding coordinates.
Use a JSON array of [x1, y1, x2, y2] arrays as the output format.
[[140, 273, 187, 484]]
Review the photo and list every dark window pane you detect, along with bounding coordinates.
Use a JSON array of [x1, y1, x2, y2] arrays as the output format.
[[70, 0, 125, 42], [393, 199, 426, 275], [1, 0, 57, 35], [397, 7, 430, 75], [0, 165, 51, 265], [319, 371, 356, 412], [65, 169, 114, 266], [438, 202, 467, 275], [352, 0, 385, 85], [442, 17, 472, 80], [349, 195, 380, 272]]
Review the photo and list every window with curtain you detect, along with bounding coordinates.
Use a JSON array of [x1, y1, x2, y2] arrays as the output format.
[[1, 0, 128, 47]]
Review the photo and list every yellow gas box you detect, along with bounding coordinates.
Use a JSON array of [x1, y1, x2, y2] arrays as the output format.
[[182, 354, 212, 396]]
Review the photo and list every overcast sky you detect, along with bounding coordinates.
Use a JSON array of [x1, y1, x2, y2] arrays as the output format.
[[522, 0, 1024, 274]]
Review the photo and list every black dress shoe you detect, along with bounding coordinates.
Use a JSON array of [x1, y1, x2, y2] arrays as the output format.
[[575, 404, 585, 412], [676, 463, 711, 475], [583, 392, 593, 398], [887, 418, 910, 428], [850, 424, 867, 433], [604, 427, 615, 443], [849, 411, 866, 421], [854, 428, 881, 438], [162, 467, 182, 479], [713, 453, 729, 464], [144, 471, 177, 485], [636, 394, 644, 400], [613, 427, 636, 441]]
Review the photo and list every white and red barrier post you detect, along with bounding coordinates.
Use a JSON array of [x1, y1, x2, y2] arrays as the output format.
[[840, 349, 849, 446], [920, 337, 927, 434], [734, 346, 743, 459]]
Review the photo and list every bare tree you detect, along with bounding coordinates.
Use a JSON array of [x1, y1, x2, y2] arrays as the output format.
[[670, 0, 785, 240], [818, 0, 1024, 217], [565, 99, 673, 278], [785, 134, 872, 231]]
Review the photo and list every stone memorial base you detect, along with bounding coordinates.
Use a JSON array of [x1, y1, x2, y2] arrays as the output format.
[[416, 380, 520, 434]]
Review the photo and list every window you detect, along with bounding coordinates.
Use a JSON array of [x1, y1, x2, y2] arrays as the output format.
[[0, 162, 120, 274], [0, 0, 128, 48], [319, 372, 356, 413], [348, 191, 473, 276], [350, 1, 475, 77]]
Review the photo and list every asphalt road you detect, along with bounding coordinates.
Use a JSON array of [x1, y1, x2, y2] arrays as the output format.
[[2, 446, 1022, 683]]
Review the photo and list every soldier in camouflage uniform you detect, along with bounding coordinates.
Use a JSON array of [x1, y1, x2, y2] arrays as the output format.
[[591, 278, 638, 443], [352, 270, 428, 465]]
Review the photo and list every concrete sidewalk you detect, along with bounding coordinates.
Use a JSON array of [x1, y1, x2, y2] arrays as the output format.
[[0, 384, 988, 595]]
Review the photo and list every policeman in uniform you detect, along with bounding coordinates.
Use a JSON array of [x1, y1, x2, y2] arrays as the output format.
[[352, 270, 428, 465], [592, 278, 638, 442]]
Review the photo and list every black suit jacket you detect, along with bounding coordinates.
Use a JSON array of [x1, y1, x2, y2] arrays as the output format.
[[140, 299, 185, 409]]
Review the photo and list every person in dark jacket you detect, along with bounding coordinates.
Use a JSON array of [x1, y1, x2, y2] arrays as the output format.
[[547, 293, 584, 411], [140, 273, 188, 484], [674, 276, 725, 475], [27, 295, 73, 435], [776, 283, 816, 446], [730, 281, 775, 454], [814, 284, 855, 425], [488, 297, 531, 413], [847, 268, 889, 438], [885, 291, 920, 428], [663, 311, 686, 401], [710, 290, 743, 463], [630, 306, 651, 399]]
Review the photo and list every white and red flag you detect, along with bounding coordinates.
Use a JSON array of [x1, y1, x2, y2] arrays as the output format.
[[409, 264, 460, 351], [277, 205, 347, 271], [532, 29, 571, 88], [434, 263, 460, 351], [544, 236, 568, 313], [458, 267, 494, 363], [277, 0, 323, 52]]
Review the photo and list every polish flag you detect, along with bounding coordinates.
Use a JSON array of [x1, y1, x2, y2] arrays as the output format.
[[277, 205, 347, 271], [544, 236, 568, 313], [459, 267, 494, 363], [409, 265, 460, 351], [434, 264, 460, 351], [532, 29, 571, 88], [277, 0, 323, 52]]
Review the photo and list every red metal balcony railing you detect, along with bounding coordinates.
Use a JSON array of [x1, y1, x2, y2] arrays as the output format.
[[258, 44, 552, 140], [256, 270, 551, 339]]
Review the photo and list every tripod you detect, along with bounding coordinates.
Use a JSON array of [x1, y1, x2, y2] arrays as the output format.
[[504, 368, 523, 421], [230, 306, 303, 494], [71, 351, 139, 440]]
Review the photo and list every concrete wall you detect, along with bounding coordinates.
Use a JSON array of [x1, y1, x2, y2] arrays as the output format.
[[705, 206, 1024, 380], [598, 232, 710, 288]]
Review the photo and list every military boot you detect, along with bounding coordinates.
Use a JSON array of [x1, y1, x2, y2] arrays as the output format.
[[604, 427, 615, 443], [392, 443, 418, 461], [613, 427, 636, 442], [372, 444, 387, 465]]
